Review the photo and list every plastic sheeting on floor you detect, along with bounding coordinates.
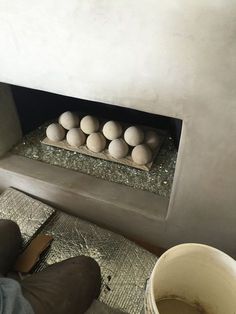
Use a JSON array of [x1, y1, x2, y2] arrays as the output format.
[[0, 188, 157, 313]]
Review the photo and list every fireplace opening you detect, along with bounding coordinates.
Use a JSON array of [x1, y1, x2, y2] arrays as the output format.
[[11, 85, 182, 200]]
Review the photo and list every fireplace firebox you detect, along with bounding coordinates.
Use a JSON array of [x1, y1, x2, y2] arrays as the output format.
[[12, 85, 181, 197]]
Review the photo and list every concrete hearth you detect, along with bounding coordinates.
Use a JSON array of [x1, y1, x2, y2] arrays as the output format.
[[0, 1, 236, 255]]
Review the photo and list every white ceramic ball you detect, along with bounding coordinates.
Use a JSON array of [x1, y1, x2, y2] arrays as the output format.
[[108, 139, 129, 159], [46, 123, 66, 142], [86, 132, 106, 153], [103, 121, 122, 140], [66, 128, 86, 147], [59, 111, 79, 130], [124, 126, 144, 146], [131, 144, 153, 165], [80, 115, 100, 135], [145, 131, 160, 150]]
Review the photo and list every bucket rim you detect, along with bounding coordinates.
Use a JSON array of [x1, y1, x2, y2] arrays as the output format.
[[149, 243, 236, 314]]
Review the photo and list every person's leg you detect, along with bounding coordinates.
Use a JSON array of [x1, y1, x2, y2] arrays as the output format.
[[0, 219, 22, 276], [21, 256, 101, 314], [0, 219, 101, 313], [0, 220, 33, 313]]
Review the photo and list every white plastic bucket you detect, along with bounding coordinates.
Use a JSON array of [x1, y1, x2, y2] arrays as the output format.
[[145, 243, 236, 314]]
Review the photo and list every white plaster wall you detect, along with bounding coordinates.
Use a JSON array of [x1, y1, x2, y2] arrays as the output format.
[[0, 1, 235, 253]]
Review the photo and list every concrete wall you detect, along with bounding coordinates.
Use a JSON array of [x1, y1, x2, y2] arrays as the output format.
[[0, 84, 22, 156], [0, 1, 235, 254]]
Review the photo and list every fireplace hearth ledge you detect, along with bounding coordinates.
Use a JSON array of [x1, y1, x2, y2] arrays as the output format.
[[0, 154, 168, 245]]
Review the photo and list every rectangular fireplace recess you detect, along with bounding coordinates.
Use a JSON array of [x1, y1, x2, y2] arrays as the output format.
[[0, 85, 182, 242]]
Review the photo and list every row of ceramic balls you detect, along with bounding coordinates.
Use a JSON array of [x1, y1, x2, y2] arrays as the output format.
[[46, 111, 160, 165]]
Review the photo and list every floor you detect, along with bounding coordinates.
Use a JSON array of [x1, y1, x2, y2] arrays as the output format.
[[0, 188, 158, 314]]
